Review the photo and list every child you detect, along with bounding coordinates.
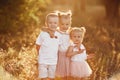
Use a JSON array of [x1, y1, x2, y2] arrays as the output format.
[[55, 11, 72, 80], [66, 27, 92, 80], [36, 12, 61, 80]]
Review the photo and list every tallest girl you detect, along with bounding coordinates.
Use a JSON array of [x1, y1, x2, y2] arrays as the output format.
[[56, 10, 72, 80]]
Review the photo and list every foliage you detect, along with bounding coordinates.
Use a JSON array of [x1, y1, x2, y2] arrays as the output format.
[[0, 0, 51, 33], [0, 0, 120, 80]]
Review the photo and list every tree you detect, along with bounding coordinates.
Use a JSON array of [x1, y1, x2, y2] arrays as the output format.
[[103, 0, 120, 19], [0, 0, 50, 33]]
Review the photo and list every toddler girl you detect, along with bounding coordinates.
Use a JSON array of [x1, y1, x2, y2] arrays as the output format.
[[66, 27, 92, 80]]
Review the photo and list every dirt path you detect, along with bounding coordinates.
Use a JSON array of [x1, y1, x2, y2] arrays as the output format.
[[0, 66, 17, 80]]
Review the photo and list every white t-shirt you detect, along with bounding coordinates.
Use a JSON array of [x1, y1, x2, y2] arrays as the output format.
[[71, 44, 87, 62], [58, 31, 70, 52], [36, 31, 61, 65]]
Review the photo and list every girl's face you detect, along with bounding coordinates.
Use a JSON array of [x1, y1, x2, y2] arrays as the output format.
[[59, 18, 71, 32], [47, 16, 59, 31], [71, 31, 83, 44]]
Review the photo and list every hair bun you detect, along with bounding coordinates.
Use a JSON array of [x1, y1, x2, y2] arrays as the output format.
[[80, 27, 86, 33]]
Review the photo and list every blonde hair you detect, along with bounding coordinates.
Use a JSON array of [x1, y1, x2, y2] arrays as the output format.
[[58, 10, 72, 24], [45, 12, 58, 26], [69, 27, 86, 39]]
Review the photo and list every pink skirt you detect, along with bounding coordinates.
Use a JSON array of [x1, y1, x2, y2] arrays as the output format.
[[70, 61, 92, 78], [56, 51, 71, 77]]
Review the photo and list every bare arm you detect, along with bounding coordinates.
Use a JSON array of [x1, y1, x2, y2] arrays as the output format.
[[66, 46, 79, 57], [66, 46, 85, 57], [36, 44, 41, 55], [41, 27, 55, 38], [87, 53, 95, 59]]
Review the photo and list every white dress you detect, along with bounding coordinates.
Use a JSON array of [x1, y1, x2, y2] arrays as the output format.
[[70, 44, 92, 78]]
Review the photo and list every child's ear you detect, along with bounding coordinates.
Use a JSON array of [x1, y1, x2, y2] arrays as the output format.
[[41, 26, 48, 31], [80, 27, 86, 33]]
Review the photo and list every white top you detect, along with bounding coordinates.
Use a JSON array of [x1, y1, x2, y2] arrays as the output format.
[[71, 43, 87, 62], [58, 31, 70, 52], [36, 31, 61, 65]]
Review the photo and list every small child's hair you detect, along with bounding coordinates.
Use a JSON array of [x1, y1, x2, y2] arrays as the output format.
[[69, 27, 86, 38], [58, 10, 72, 21]]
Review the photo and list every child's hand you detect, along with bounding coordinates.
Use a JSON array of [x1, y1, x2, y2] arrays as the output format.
[[87, 53, 95, 59], [41, 27, 56, 38], [78, 49, 85, 54], [74, 43, 81, 49]]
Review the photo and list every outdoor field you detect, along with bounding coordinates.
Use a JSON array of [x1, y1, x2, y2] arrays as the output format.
[[0, 0, 120, 80]]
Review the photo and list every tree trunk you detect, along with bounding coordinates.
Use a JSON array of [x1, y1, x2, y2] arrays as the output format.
[[104, 0, 119, 19]]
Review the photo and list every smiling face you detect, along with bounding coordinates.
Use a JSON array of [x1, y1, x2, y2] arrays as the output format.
[[47, 16, 59, 31], [58, 11, 72, 32], [59, 18, 71, 32]]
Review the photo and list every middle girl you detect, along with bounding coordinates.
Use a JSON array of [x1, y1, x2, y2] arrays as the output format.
[[55, 10, 72, 80]]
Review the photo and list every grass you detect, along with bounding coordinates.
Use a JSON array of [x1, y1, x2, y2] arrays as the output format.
[[0, 6, 120, 80]]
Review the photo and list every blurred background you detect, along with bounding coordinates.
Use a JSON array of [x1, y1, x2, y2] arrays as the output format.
[[0, 0, 120, 80]]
